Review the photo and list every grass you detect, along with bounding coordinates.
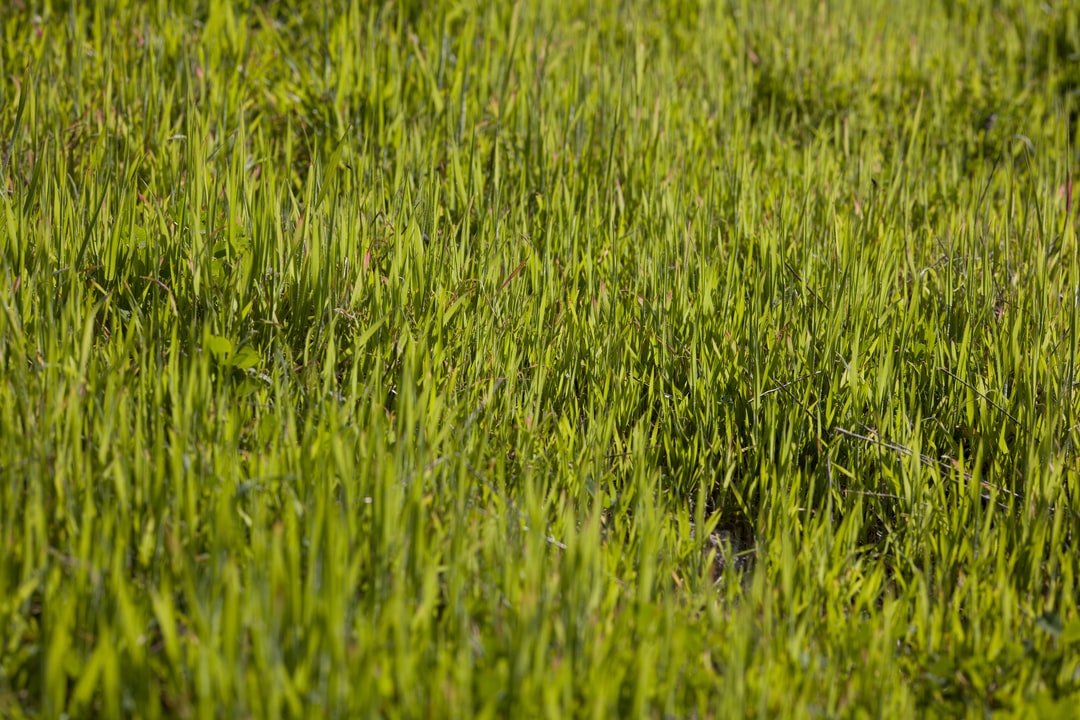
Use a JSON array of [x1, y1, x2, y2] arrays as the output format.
[[1, 0, 1079, 716]]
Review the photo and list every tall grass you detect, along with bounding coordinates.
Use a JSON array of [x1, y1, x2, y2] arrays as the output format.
[[1, 0, 1079, 716]]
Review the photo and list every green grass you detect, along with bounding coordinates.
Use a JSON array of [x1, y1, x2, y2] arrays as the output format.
[[1, 0, 1079, 716]]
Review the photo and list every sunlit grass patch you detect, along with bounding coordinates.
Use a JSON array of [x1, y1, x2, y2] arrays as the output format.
[[1, 0, 1079, 717]]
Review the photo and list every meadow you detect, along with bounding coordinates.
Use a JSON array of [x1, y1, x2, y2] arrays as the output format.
[[1, 0, 1079, 716]]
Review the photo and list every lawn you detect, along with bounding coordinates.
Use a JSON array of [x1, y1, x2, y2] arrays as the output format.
[[1, 0, 1079, 717]]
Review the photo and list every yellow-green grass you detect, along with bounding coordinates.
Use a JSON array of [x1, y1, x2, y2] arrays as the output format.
[[1, 0, 1079, 716]]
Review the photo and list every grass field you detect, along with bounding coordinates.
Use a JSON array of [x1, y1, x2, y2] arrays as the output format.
[[1, 0, 1079, 717]]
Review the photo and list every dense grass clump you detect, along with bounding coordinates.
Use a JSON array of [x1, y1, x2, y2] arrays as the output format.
[[1, 0, 1079, 716]]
